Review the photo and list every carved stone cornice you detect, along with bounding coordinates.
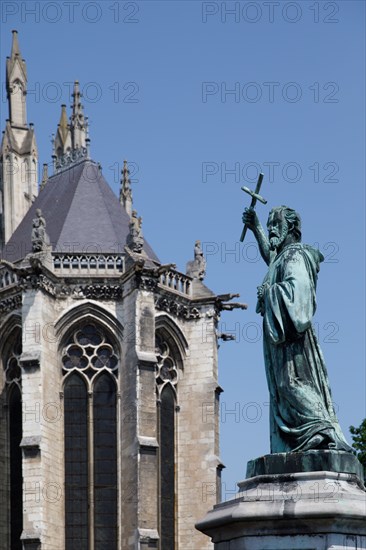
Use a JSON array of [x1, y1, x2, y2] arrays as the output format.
[[70, 284, 123, 300], [1, 259, 239, 315], [16, 272, 57, 296], [50, 281, 123, 301], [155, 295, 201, 320], [0, 293, 22, 314], [135, 270, 159, 292], [1, 267, 124, 301]]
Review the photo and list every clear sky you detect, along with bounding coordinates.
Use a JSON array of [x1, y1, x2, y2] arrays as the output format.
[[1, 0, 365, 499]]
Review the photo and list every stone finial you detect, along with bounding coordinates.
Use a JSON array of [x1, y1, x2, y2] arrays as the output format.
[[53, 82, 89, 173], [120, 160, 133, 216], [31, 208, 50, 252], [186, 240, 206, 280], [40, 163, 48, 191], [70, 80, 86, 150], [126, 209, 144, 253], [7, 29, 27, 86], [59, 104, 69, 141], [10, 29, 21, 58], [54, 105, 72, 168]]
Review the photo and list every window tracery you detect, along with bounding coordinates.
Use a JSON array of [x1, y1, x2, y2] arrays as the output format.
[[62, 322, 119, 550], [3, 336, 22, 386], [62, 323, 118, 381], [155, 331, 182, 550], [155, 334, 178, 396]]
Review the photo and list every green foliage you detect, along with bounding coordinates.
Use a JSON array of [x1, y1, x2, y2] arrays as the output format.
[[350, 419, 366, 474]]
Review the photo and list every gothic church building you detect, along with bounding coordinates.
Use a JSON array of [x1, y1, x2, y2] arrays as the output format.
[[0, 31, 241, 550]]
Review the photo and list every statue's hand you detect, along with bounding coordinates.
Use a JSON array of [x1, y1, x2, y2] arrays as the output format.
[[256, 284, 267, 316], [242, 208, 259, 231], [257, 283, 268, 301]]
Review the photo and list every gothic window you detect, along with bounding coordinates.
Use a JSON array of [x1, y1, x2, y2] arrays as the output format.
[[62, 323, 118, 550], [2, 328, 23, 550], [155, 335, 178, 396], [156, 333, 180, 550]]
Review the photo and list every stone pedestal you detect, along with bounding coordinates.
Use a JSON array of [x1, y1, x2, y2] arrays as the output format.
[[196, 452, 366, 550]]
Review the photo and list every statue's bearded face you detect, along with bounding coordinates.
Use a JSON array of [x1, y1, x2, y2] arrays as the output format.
[[267, 210, 288, 251]]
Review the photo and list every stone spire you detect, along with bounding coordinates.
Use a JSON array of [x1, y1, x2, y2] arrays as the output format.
[[10, 28, 21, 56], [1, 30, 38, 246], [6, 30, 27, 127], [40, 163, 48, 191], [54, 104, 71, 159], [70, 81, 86, 150], [120, 160, 133, 216], [53, 81, 88, 173]]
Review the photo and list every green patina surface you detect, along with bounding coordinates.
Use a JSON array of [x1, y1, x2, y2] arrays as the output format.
[[243, 205, 352, 457]]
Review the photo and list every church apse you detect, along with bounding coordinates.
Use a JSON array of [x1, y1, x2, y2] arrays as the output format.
[[0, 30, 245, 550]]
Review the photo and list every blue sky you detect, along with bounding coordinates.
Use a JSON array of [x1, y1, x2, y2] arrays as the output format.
[[1, 1, 365, 498]]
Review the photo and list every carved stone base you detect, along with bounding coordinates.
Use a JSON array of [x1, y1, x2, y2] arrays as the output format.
[[196, 455, 366, 549]]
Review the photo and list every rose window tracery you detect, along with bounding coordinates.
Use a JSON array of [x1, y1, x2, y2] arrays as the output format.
[[62, 323, 118, 379]]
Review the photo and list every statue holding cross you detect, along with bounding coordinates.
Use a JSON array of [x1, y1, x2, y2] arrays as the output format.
[[240, 172, 267, 243], [241, 179, 352, 454]]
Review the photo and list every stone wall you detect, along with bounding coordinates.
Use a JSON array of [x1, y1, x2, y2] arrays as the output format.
[[0, 267, 221, 549], [176, 307, 218, 550]]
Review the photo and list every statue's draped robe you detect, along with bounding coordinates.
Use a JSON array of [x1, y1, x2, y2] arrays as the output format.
[[260, 243, 351, 453]]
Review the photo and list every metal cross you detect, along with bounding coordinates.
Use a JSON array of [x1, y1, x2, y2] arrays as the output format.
[[240, 173, 267, 242]]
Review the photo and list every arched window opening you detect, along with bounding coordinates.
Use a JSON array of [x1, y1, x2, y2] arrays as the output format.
[[62, 322, 118, 550], [64, 373, 88, 549], [93, 373, 117, 548], [156, 332, 182, 550], [9, 385, 22, 550], [159, 384, 175, 550], [2, 327, 22, 550]]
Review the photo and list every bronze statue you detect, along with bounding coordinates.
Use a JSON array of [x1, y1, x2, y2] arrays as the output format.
[[243, 205, 352, 453]]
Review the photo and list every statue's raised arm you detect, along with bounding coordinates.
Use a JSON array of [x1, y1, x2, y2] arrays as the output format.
[[242, 208, 271, 265]]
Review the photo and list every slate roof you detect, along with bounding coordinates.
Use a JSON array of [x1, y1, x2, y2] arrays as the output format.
[[2, 159, 160, 263]]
